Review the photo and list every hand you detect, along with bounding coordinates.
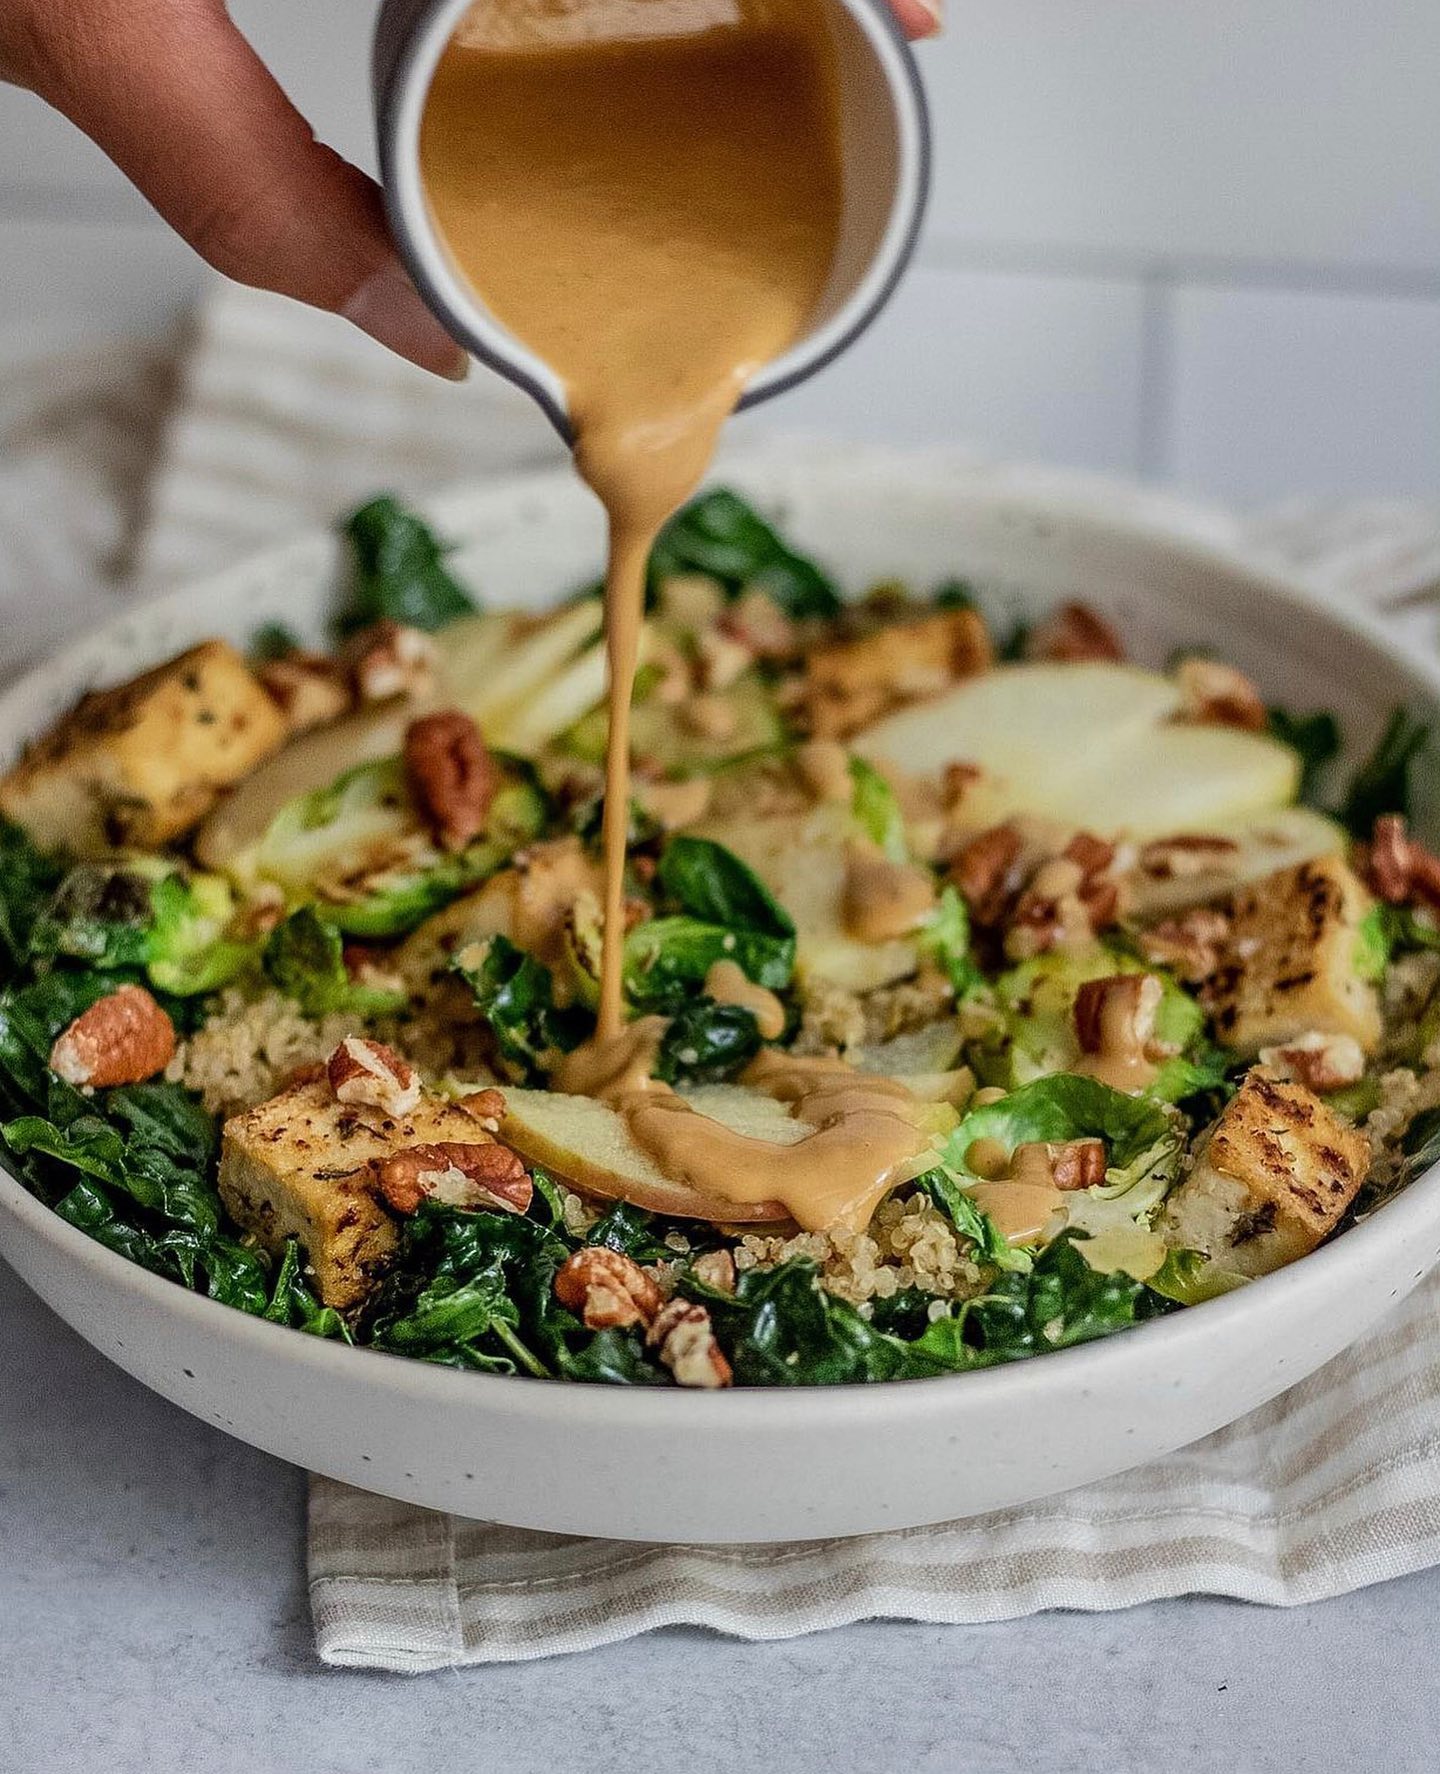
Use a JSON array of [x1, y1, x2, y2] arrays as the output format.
[[2, 0, 940, 380]]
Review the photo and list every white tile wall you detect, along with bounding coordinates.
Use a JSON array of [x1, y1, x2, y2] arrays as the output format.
[[752, 264, 1148, 473], [1, 1, 1437, 502], [1167, 285, 1440, 501]]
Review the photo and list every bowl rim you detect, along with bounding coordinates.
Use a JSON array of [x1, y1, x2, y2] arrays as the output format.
[[2, 458, 1437, 1427]]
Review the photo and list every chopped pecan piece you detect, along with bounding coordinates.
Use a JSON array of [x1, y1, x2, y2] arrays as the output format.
[[950, 823, 1026, 926], [374, 1140, 532, 1216], [1174, 657, 1267, 731], [257, 653, 352, 732], [1025, 602, 1124, 664], [720, 587, 798, 660], [457, 1087, 506, 1132], [326, 1037, 420, 1118], [690, 1248, 737, 1294], [1011, 1138, 1107, 1192], [1074, 973, 1167, 1065], [1359, 814, 1440, 909], [346, 620, 438, 703], [1137, 907, 1232, 984], [49, 985, 176, 1089], [404, 709, 498, 852], [1257, 1031, 1365, 1094], [647, 1299, 733, 1389], [554, 1247, 664, 1331]]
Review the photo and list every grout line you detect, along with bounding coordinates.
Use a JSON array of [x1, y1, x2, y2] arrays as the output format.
[[913, 235, 1440, 303], [1135, 272, 1176, 483]]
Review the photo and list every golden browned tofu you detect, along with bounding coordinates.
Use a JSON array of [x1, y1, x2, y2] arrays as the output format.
[[218, 1074, 490, 1310], [1205, 857, 1381, 1057], [802, 608, 992, 739], [0, 641, 287, 854], [1161, 1071, 1369, 1278]]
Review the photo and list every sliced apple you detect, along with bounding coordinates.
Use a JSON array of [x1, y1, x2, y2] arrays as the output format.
[[440, 599, 603, 733], [854, 662, 1299, 839], [856, 1020, 965, 1077], [499, 1085, 795, 1221], [1127, 805, 1347, 920], [691, 801, 918, 994]]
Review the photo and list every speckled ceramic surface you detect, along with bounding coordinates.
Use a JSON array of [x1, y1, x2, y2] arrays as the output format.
[[2, 454, 1438, 1543]]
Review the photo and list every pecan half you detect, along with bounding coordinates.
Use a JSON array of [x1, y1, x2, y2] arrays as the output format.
[[647, 1299, 733, 1389], [1137, 907, 1231, 984], [326, 1037, 420, 1117], [374, 1140, 532, 1216], [1025, 602, 1124, 664], [50, 985, 176, 1089], [257, 653, 352, 732], [554, 1247, 664, 1331], [404, 710, 498, 852], [345, 620, 437, 703], [1174, 657, 1267, 731], [1074, 973, 1166, 1067], [1257, 1031, 1365, 1094]]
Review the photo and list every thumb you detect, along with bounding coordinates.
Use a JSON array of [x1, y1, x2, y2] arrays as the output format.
[[17, 0, 467, 379]]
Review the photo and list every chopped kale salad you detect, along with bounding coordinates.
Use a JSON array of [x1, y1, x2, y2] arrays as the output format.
[[1, 490, 1437, 1388]]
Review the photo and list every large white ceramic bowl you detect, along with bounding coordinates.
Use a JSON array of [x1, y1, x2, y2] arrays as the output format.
[[3, 448, 1439, 1543]]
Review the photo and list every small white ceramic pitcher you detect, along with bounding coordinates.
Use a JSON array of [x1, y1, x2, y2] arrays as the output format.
[[372, 0, 931, 440]]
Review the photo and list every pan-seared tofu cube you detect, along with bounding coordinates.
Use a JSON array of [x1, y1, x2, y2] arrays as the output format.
[[0, 640, 287, 854], [1161, 1070, 1369, 1278], [1205, 857, 1381, 1057], [218, 1074, 490, 1310], [802, 608, 992, 739]]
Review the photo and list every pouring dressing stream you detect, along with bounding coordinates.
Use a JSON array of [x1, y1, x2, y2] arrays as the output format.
[[419, 0, 935, 1229]]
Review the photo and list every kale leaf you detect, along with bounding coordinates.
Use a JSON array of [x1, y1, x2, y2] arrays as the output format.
[[1338, 706, 1429, 838], [341, 495, 478, 634], [1267, 706, 1341, 804], [649, 489, 841, 619], [0, 820, 64, 980], [452, 935, 585, 1082]]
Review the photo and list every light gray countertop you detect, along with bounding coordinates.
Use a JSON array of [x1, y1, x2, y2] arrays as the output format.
[[3, 1252, 1436, 1774]]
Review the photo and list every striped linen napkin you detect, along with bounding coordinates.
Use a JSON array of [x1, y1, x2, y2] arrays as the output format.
[[8, 281, 1440, 1670]]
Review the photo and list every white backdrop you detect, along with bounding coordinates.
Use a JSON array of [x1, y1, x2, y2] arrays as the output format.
[[2, 0, 1438, 502]]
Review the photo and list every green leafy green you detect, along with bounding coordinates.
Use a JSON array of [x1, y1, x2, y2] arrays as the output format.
[[1355, 904, 1393, 984], [1268, 706, 1341, 803], [29, 862, 251, 997], [1338, 706, 1429, 839], [0, 820, 64, 979], [946, 1074, 1182, 1178], [1146, 1247, 1249, 1307], [342, 495, 477, 633], [848, 756, 907, 863], [452, 935, 583, 1082], [649, 489, 841, 619], [250, 621, 302, 662], [654, 998, 763, 1085], [918, 885, 985, 1001], [657, 835, 795, 941], [624, 915, 792, 1000], [933, 578, 977, 612], [263, 908, 405, 1019], [261, 1238, 351, 1338], [911, 1167, 1031, 1271]]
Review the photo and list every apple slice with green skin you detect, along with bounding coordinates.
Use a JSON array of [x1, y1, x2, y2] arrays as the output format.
[[1127, 805, 1347, 920], [499, 1085, 796, 1222], [854, 661, 1299, 839], [439, 599, 602, 730]]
